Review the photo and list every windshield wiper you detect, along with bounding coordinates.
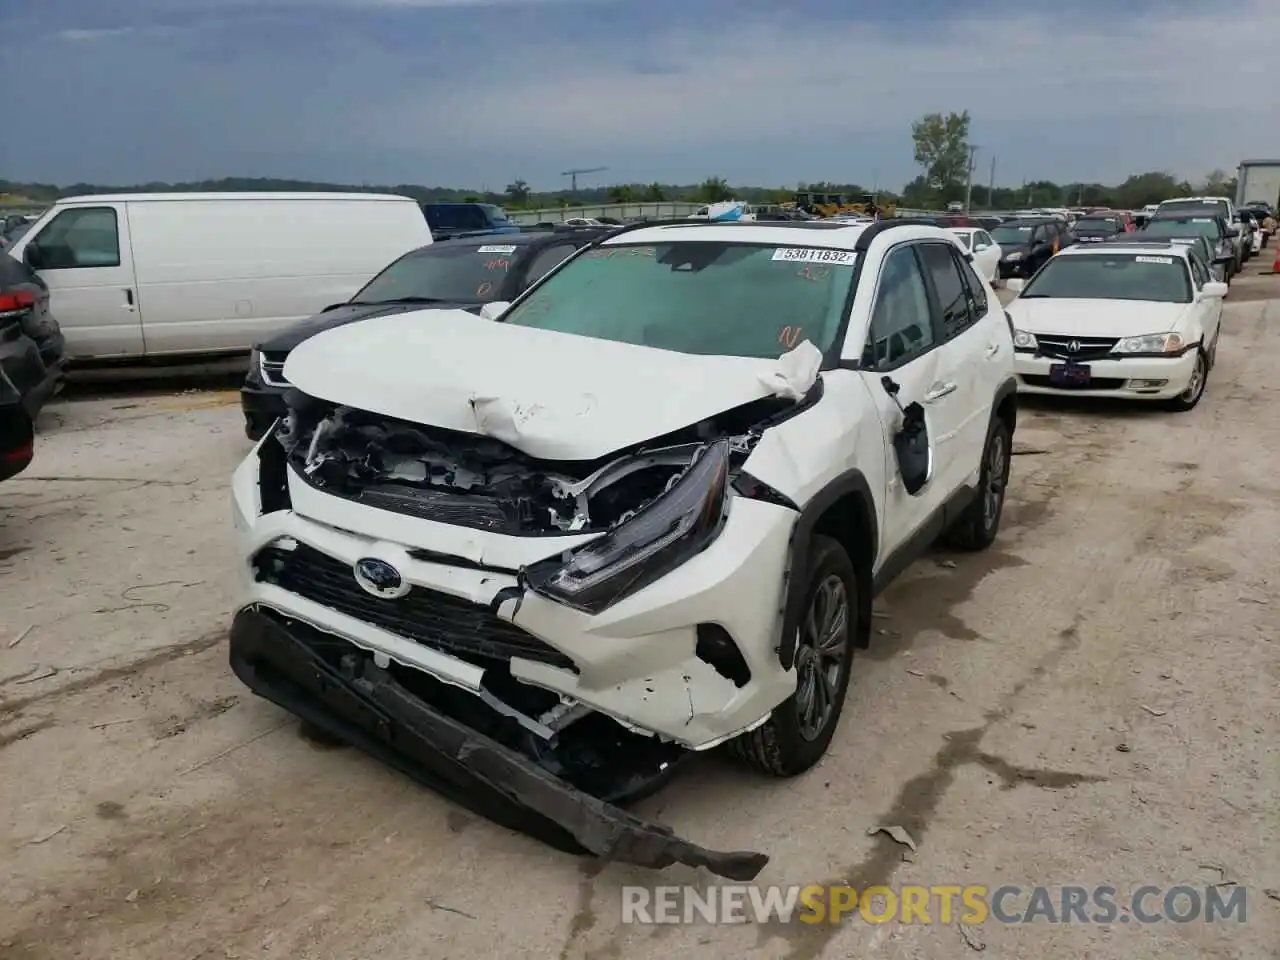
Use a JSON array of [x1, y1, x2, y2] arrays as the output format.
[[1017, 293, 1052, 298], [346, 296, 452, 307]]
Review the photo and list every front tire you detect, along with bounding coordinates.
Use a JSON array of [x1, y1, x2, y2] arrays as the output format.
[[1164, 349, 1208, 412], [731, 536, 860, 777], [943, 418, 1011, 551]]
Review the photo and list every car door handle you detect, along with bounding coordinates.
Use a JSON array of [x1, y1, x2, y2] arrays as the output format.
[[924, 382, 957, 402], [985, 342, 1001, 359]]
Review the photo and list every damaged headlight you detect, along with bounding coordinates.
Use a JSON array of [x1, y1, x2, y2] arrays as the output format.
[[526, 439, 729, 614]]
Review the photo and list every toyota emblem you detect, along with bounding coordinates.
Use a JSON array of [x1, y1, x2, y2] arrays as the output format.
[[1067, 339, 1080, 353], [353, 557, 411, 599]]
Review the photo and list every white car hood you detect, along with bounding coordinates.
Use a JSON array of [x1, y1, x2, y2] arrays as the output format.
[[1008, 298, 1188, 338], [283, 308, 823, 461]]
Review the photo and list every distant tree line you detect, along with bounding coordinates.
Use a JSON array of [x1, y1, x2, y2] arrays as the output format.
[[0, 118, 1238, 214]]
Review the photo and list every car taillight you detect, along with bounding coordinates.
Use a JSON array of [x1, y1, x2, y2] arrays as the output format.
[[0, 291, 35, 320]]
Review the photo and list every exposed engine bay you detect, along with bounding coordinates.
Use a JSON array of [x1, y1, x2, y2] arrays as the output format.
[[275, 390, 808, 535]]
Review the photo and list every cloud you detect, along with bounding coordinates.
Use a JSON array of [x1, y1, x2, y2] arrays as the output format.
[[6, 0, 1278, 188]]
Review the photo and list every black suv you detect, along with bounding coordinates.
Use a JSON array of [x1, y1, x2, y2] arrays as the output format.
[[241, 228, 610, 439], [0, 253, 66, 480]]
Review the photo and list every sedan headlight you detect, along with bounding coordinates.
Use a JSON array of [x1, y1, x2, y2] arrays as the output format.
[[1003, 252, 1024, 261], [525, 439, 729, 614], [1112, 333, 1186, 355], [1012, 329, 1038, 350]]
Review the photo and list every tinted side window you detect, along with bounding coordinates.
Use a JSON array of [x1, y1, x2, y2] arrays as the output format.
[[464, 206, 489, 229], [955, 253, 989, 317], [33, 207, 120, 269], [863, 245, 935, 369], [918, 242, 974, 339], [522, 244, 576, 286]]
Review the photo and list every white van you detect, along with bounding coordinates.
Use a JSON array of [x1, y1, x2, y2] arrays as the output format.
[[4, 192, 431, 361]]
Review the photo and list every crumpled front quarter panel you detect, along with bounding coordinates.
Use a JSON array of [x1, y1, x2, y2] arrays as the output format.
[[742, 372, 887, 520]]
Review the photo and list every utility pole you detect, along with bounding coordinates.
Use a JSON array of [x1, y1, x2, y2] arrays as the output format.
[[964, 145, 979, 212], [988, 155, 996, 209]]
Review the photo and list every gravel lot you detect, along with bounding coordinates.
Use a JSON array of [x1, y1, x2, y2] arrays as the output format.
[[2, 268, 1278, 959]]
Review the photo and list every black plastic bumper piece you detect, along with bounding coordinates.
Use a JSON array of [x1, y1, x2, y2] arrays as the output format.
[[241, 385, 287, 441], [228, 608, 769, 881]]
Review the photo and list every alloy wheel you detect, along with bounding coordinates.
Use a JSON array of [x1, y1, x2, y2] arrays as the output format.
[[983, 432, 1008, 528], [794, 575, 850, 741]]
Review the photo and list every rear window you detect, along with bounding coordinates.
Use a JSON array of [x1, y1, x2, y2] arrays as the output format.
[[1019, 253, 1192, 303], [1158, 200, 1227, 217]]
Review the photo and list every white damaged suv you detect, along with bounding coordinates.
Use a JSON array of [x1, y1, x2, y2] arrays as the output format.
[[228, 219, 1018, 878]]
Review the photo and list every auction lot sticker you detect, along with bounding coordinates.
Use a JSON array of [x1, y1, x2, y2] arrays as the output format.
[[1135, 256, 1173, 264], [772, 248, 856, 265]]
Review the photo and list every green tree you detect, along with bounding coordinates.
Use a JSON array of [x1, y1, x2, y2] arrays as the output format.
[[608, 184, 635, 203], [698, 176, 732, 203], [505, 179, 530, 207], [1110, 172, 1186, 209], [644, 182, 665, 201], [462, 195, 480, 203], [910, 111, 972, 201]]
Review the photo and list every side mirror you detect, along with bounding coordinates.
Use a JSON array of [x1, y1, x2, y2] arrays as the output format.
[[1201, 281, 1229, 299], [1212, 253, 1234, 265], [974, 243, 989, 252], [23, 243, 42, 270], [1006, 278, 1025, 293], [478, 300, 510, 321], [1225, 226, 1240, 238]]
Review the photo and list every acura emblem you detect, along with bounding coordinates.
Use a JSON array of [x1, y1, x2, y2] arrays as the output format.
[[1067, 339, 1080, 353], [353, 557, 410, 599]]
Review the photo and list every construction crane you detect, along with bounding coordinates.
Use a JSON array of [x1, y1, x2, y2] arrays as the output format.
[[561, 167, 607, 193]]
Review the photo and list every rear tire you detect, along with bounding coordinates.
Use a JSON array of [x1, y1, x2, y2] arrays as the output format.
[[943, 418, 1011, 551], [731, 536, 860, 777]]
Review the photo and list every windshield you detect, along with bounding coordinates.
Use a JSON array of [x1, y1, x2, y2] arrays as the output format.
[[991, 224, 1034, 244], [1142, 218, 1221, 240], [1073, 218, 1118, 232], [1020, 253, 1191, 303], [352, 242, 519, 304], [501, 241, 856, 359]]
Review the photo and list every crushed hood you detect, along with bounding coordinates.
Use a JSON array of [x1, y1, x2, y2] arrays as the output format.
[[1008, 298, 1188, 339], [283, 308, 822, 461]]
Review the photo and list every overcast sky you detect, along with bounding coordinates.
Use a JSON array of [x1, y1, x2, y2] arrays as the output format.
[[3, 0, 1277, 191]]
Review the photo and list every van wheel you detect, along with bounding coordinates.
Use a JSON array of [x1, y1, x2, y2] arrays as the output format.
[[731, 536, 859, 777], [943, 418, 1011, 551]]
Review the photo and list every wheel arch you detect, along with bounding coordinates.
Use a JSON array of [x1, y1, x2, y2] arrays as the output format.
[[778, 470, 877, 668], [993, 375, 1017, 436]]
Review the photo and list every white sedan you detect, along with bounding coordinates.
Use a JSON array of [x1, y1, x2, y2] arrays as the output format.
[[1006, 241, 1226, 411], [948, 227, 1002, 285]]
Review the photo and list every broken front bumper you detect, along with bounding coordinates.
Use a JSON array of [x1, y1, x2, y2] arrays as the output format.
[[229, 607, 769, 881]]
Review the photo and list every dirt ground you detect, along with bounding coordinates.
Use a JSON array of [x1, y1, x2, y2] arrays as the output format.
[[2, 265, 1278, 959]]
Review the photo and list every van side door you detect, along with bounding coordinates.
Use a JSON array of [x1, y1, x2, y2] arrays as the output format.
[[18, 203, 142, 359]]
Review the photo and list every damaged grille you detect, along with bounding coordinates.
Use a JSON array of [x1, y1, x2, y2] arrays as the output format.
[[253, 543, 576, 672], [259, 351, 289, 386]]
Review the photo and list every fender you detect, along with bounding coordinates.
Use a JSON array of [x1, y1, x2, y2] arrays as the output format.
[[992, 374, 1017, 430], [777, 469, 877, 669]]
